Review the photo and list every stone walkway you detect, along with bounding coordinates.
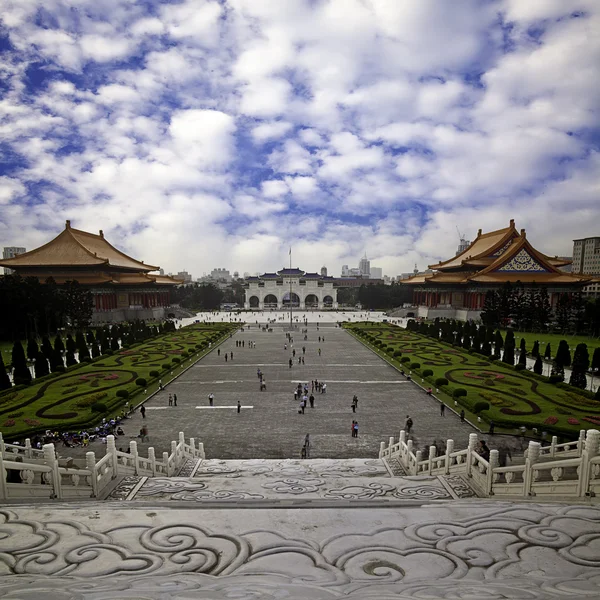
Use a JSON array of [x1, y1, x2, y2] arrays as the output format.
[[61, 323, 490, 460]]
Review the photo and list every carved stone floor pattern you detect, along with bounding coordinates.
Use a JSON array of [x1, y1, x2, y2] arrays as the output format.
[[1, 502, 600, 598]]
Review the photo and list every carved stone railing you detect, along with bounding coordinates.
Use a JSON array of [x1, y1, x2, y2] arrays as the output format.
[[380, 429, 600, 499], [0, 431, 205, 501]]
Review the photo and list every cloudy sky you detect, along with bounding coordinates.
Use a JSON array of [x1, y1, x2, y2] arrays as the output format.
[[0, 0, 599, 278]]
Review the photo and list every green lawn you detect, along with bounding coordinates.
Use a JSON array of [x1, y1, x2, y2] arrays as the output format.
[[501, 330, 600, 356], [345, 322, 600, 439], [0, 323, 237, 440]]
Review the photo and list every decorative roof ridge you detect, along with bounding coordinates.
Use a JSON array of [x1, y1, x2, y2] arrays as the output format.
[[429, 219, 517, 270]]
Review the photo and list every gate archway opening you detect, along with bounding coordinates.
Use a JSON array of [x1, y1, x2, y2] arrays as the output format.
[[263, 294, 278, 308], [249, 296, 260, 308], [323, 295, 334, 307], [282, 292, 300, 307], [305, 294, 319, 308]]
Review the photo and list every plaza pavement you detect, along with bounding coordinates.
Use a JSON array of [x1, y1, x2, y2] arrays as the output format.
[[88, 320, 478, 460]]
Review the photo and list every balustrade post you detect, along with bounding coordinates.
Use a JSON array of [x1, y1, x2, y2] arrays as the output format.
[[0, 432, 5, 455], [25, 439, 32, 459], [551, 436, 558, 458], [44, 443, 62, 499], [415, 450, 422, 475], [487, 449, 499, 496], [171, 440, 178, 469], [428, 445, 436, 475], [524, 441, 541, 497], [129, 441, 139, 475], [379, 441, 386, 458], [198, 442, 205, 459], [399, 430, 406, 445], [445, 439, 454, 475], [466, 433, 478, 478], [86, 452, 98, 497], [189, 438, 196, 456], [579, 429, 599, 497], [578, 430, 586, 456], [148, 447, 156, 476], [107, 435, 119, 478], [178, 431, 185, 445], [389, 437, 394, 459], [0, 452, 7, 500], [163, 451, 170, 475]]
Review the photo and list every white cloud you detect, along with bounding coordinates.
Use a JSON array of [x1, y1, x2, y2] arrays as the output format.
[[79, 35, 134, 63], [251, 121, 293, 142], [261, 180, 288, 198]]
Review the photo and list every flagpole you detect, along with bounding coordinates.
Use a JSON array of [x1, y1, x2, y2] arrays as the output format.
[[289, 247, 293, 329]]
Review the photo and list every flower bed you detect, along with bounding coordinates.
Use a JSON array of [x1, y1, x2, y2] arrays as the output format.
[[463, 371, 505, 380], [567, 418, 580, 425], [544, 416, 558, 425]]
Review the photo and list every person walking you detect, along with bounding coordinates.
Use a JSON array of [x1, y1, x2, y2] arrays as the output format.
[[405, 415, 413, 434], [230, 351, 233, 361], [299, 399, 305, 414], [140, 404, 146, 419], [318, 348, 321, 356], [460, 409, 465, 423], [440, 403, 445, 417], [351, 420, 356, 437], [168, 394, 173, 406], [158, 379, 163, 390], [489, 420, 495, 435], [353, 421, 359, 437], [237, 400, 241, 414], [208, 393, 214, 407], [173, 394, 177, 407], [218, 348, 220, 356], [225, 354, 228, 362], [309, 393, 314, 408], [289, 357, 293, 368], [477, 440, 490, 462], [351, 395, 358, 413], [304, 434, 310, 458], [322, 383, 327, 394]]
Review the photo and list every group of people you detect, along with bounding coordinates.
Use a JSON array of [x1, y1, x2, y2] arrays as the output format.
[[234, 339, 257, 348]]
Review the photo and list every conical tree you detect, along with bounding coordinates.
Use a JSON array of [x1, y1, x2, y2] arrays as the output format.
[[462, 333, 471, 350], [533, 356, 543, 375], [51, 348, 65, 372], [592, 347, 600, 374], [556, 340, 571, 368], [544, 343, 551, 360], [569, 343, 589, 389], [26, 337, 39, 361], [54, 335, 65, 354], [481, 340, 492, 356], [494, 330, 504, 357], [34, 351, 50, 378], [596, 386, 600, 401], [518, 348, 527, 367], [531, 340, 540, 358], [472, 333, 481, 354], [65, 349, 77, 367], [12, 341, 32, 385], [66, 334, 76, 354], [502, 334, 515, 366], [519, 338, 526, 354], [0, 352, 12, 390], [75, 330, 90, 360]]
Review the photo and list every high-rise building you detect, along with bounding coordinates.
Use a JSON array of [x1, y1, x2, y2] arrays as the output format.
[[573, 237, 600, 297], [176, 270, 192, 284], [210, 268, 232, 282], [3, 246, 26, 275], [359, 254, 370, 277], [573, 237, 600, 274], [320, 266, 328, 277], [341, 265, 349, 277], [370, 267, 382, 279], [456, 237, 471, 256]]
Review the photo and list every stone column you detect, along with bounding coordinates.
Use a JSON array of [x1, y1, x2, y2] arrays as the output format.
[[524, 440, 541, 497], [148, 447, 156, 476], [0, 452, 7, 500], [129, 440, 139, 475], [44, 443, 62, 499], [107, 435, 119, 477], [487, 449, 499, 495], [466, 433, 478, 477], [445, 439, 454, 475], [579, 429, 599, 497], [86, 451, 98, 497]]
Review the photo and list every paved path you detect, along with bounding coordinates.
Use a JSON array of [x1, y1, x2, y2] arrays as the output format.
[[76, 323, 478, 460]]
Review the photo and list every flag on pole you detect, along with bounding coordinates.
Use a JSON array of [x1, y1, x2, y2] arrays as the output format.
[[289, 247, 291, 256]]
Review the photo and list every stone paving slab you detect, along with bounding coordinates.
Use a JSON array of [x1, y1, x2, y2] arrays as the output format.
[[1, 501, 599, 598]]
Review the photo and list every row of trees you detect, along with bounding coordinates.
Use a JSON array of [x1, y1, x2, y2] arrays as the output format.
[[0, 320, 177, 390], [356, 283, 412, 310], [172, 282, 245, 310], [481, 283, 600, 336], [407, 318, 600, 392], [0, 275, 94, 342]]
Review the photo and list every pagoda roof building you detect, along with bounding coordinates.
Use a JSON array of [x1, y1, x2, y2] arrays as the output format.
[[0, 220, 182, 323], [400, 219, 591, 320]]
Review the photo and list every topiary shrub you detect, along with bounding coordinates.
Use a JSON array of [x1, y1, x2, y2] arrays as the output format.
[[514, 363, 526, 371], [387, 346, 395, 353], [91, 402, 108, 413], [473, 401, 490, 413], [162, 363, 171, 370], [549, 374, 564, 384], [435, 377, 449, 387], [422, 369, 433, 377], [452, 388, 467, 398], [172, 357, 181, 363], [410, 362, 421, 369], [400, 356, 411, 363], [116, 389, 129, 399], [136, 377, 147, 387], [149, 370, 159, 377], [393, 350, 402, 358]]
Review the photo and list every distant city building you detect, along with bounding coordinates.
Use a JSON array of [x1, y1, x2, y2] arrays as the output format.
[[243, 272, 250, 278], [341, 265, 349, 277], [370, 267, 382, 279], [210, 268, 232, 282], [176, 270, 192, 284], [3, 246, 26, 275], [233, 271, 240, 279], [456, 237, 471, 256], [320, 266, 328, 277], [159, 268, 165, 275], [573, 237, 600, 297], [359, 254, 370, 277]]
